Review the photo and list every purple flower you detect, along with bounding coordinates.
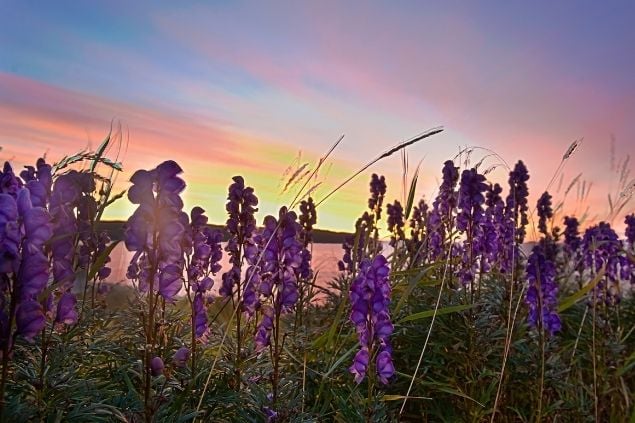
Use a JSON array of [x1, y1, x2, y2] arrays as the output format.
[[158, 264, 182, 301], [582, 222, 623, 305], [563, 216, 581, 256], [456, 168, 488, 284], [368, 173, 387, 220], [376, 348, 395, 384], [255, 306, 274, 351], [387, 200, 405, 246], [349, 347, 369, 384], [55, 292, 78, 325], [349, 254, 394, 384], [220, 176, 258, 299], [0, 162, 21, 197], [427, 161, 459, 260], [536, 191, 553, 236], [505, 160, 530, 243], [124, 161, 187, 302], [193, 293, 209, 340], [173, 346, 190, 368], [16, 300, 45, 340], [525, 244, 560, 336], [625, 214, 635, 246], [297, 198, 316, 280], [150, 356, 164, 376], [255, 208, 303, 316]]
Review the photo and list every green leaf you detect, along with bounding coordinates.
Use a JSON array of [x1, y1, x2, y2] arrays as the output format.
[[313, 295, 348, 349], [404, 167, 419, 220], [557, 267, 605, 312], [87, 240, 121, 281], [398, 303, 476, 324], [383, 394, 431, 401], [90, 130, 111, 173], [323, 345, 356, 378]]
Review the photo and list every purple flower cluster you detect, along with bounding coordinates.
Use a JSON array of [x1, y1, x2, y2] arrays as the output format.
[[505, 160, 530, 244], [0, 162, 52, 348], [220, 176, 258, 299], [499, 161, 530, 273], [563, 216, 581, 256], [254, 208, 303, 350], [368, 173, 387, 221], [297, 198, 316, 280], [184, 207, 223, 341], [349, 255, 394, 384], [338, 214, 372, 274], [456, 168, 488, 284], [536, 191, 553, 236], [482, 183, 504, 268], [407, 199, 428, 264], [581, 222, 624, 304], [525, 244, 561, 336], [386, 200, 405, 246], [125, 161, 186, 302], [625, 214, 635, 247], [426, 161, 459, 260]]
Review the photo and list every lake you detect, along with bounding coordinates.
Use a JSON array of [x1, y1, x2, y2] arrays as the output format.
[[107, 242, 345, 296]]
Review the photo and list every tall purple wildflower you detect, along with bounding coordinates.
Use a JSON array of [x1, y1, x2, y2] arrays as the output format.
[[536, 191, 553, 236], [20, 158, 52, 209], [124, 160, 187, 302], [386, 200, 405, 246], [407, 199, 428, 264], [563, 216, 581, 256], [297, 198, 316, 281], [368, 174, 387, 222], [625, 214, 635, 247], [581, 222, 623, 304], [253, 207, 303, 350], [483, 183, 504, 269], [525, 244, 561, 336], [0, 166, 52, 349], [505, 160, 530, 244], [500, 161, 530, 274], [427, 160, 459, 261], [349, 255, 394, 384], [338, 214, 371, 274], [456, 168, 488, 285], [220, 176, 258, 301], [185, 207, 223, 341]]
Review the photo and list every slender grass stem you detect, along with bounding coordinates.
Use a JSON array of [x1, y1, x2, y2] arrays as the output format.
[[399, 243, 453, 416]]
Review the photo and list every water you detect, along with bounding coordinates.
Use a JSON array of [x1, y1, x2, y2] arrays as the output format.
[[107, 242, 344, 295]]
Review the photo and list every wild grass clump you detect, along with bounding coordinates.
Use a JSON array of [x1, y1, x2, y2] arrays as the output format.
[[0, 127, 633, 422]]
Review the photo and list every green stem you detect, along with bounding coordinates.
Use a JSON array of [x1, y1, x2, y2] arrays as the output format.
[[0, 283, 17, 418]]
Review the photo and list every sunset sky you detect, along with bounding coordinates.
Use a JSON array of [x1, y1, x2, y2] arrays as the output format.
[[1, 1, 634, 232]]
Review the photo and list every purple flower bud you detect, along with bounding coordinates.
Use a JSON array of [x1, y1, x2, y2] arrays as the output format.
[[150, 356, 164, 376], [173, 347, 190, 368]]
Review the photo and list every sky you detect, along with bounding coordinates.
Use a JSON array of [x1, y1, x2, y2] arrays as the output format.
[[1, 1, 634, 232]]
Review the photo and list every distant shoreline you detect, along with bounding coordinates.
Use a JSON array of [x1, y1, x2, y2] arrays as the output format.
[[96, 220, 352, 244]]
